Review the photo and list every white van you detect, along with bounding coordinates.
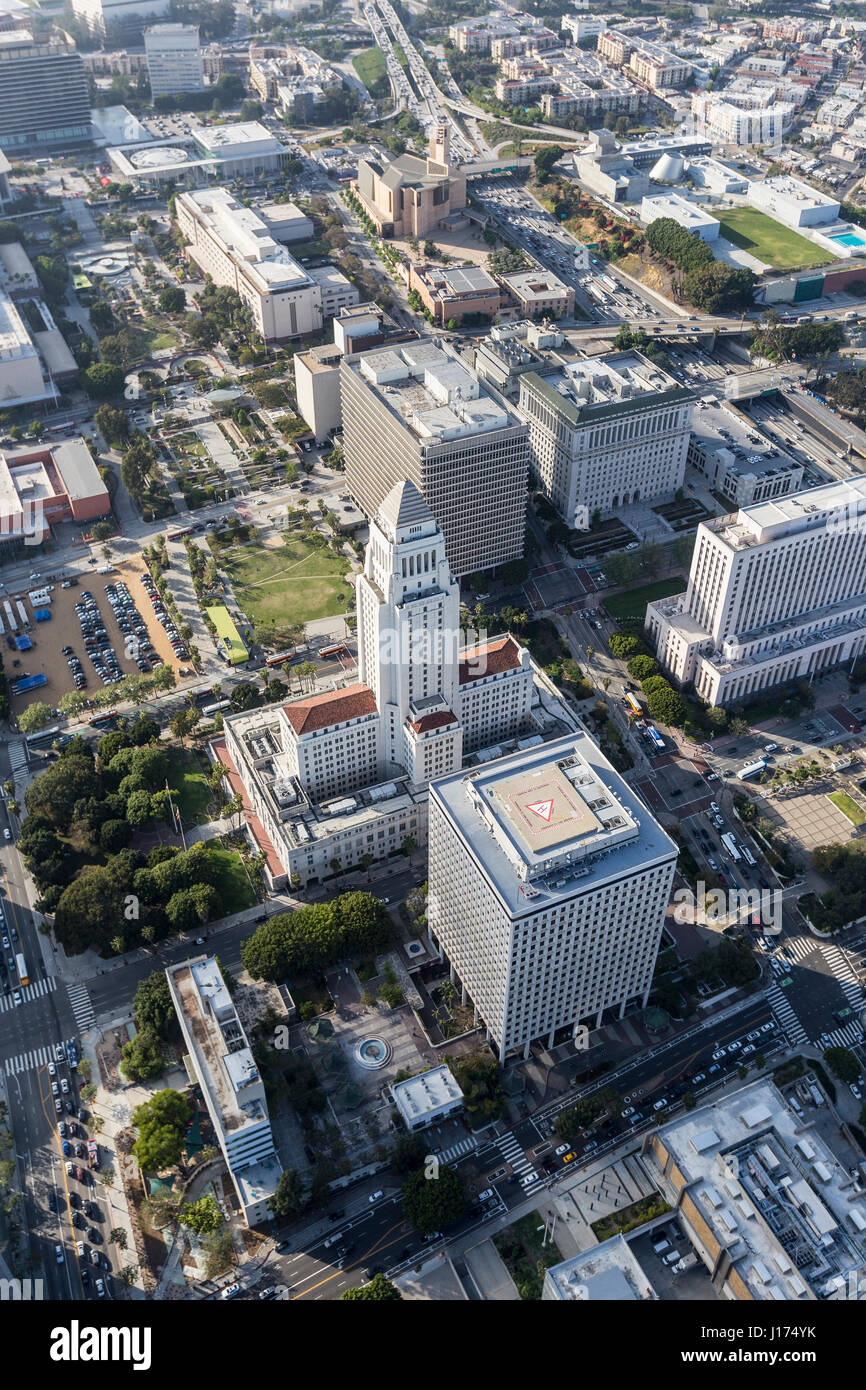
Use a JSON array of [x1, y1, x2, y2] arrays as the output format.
[[96, 565, 114, 575]]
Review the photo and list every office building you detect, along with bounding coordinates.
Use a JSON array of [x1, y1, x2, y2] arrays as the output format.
[[407, 263, 501, 326], [646, 478, 866, 707], [644, 1078, 866, 1300], [640, 194, 720, 242], [294, 342, 342, 442], [428, 732, 677, 1061], [0, 31, 91, 154], [0, 149, 11, 207], [355, 126, 467, 240], [108, 121, 290, 189], [341, 339, 529, 577], [472, 320, 567, 400], [689, 397, 803, 508], [72, 0, 169, 43], [175, 188, 352, 342], [218, 481, 538, 887], [144, 23, 204, 99], [166, 956, 281, 1226], [518, 351, 693, 527], [499, 269, 575, 319], [747, 174, 840, 229]]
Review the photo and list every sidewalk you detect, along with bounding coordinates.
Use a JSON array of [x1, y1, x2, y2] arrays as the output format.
[[81, 1024, 145, 1299]]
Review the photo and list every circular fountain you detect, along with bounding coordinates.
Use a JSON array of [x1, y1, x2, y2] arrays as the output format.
[[354, 1037, 391, 1070]]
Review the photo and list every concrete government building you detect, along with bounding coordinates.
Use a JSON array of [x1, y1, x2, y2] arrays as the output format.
[[341, 338, 528, 577], [646, 478, 866, 707], [217, 481, 554, 888], [428, 732, 677, 1061]]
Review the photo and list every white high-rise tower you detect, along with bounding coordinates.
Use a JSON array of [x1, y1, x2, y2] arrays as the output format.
[[357, 479, 463, 783]]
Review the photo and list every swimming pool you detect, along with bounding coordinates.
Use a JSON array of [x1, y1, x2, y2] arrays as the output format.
[[829, 231, 866, 248]]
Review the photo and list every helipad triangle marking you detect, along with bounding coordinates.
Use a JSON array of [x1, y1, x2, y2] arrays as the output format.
[[526, 799, 554, 822]]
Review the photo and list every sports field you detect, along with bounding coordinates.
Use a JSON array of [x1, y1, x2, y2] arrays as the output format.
[[715, 208, 833, 271], [221, 537, 353, 630]]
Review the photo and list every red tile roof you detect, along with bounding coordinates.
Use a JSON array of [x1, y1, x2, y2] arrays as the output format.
[[409, 709, 457, 735], [283, 682, 377, 735], [211, 738, 285, 881], [459, 635, 524, 686]]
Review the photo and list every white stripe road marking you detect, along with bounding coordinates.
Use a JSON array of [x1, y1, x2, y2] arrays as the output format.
[[65, 983, 95, 1030], [0, 977, 57, 1012]]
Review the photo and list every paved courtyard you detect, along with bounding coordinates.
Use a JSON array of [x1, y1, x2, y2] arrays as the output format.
[[762, 785, 863, 852]]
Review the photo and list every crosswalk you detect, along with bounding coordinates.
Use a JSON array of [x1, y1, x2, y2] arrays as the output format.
[[435, 1137, 477, 1165], [66, 983, 95, 1033], [767, 982, 809, 1047], [7, 737, 27, 783], [821, 1020, 864, 1050], [0, 975, 56, 1014], [494, 1132, 545, 1194], [3, 1036, 78, 1078], [820, 943, 863, 1008]]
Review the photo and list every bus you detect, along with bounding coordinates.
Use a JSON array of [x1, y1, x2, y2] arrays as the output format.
[[202, 699, 231, 717], [623, 692, 643, 718], [721, 832, 742, 863], [645, 725, 665, 751], [166, 526, 194, 541], [741, 845, 757, 868], [15, 953, 28, 987], [265, 649, 296, 668], [737, 760, 767, 781], [26, 726, 60, 746], [89, 710, 118, 729], [318, 643, 347, 660]]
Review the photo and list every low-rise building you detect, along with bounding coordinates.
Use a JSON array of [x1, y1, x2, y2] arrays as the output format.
[[747, 173, 840, 228], [542, 1235, 658, 1300], [499, 268, 574, 319], [249, 41, 344, 121], [391, 1066, 464, 1131], [166, 956, 281, 1226], [640, 193, 720, 241], [108, 120, 290, 189], [688, 396, 804, 507], [408, 262, 501, 326], [0, 436, 110, 545]]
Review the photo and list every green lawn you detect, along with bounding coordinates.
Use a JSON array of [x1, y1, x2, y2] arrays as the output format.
[[203, 842, 257, 914], [167, 747, 212, 823], [221, 537, 353, 628], [715, 208, 833, 271], [828, 790, 866, 826], [605, 577, 686, 622], [353, 47, 389, 98]]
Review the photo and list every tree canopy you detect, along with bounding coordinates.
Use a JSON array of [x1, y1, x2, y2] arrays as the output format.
[[132, 1090, 191, 1172], [401, 1164, 466, 1234], [240, 892, 392, 981], [340, 1273, 402, 1300]]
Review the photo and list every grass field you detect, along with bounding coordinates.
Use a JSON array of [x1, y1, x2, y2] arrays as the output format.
[[203, 842, 257, 914], [353, 46, 389, 98], [828, 790, 866, 825], [605, 577, 686, 622], [715, 208, 833, 271], [222, 537, 353, 629], [167, 748, 212, 823]]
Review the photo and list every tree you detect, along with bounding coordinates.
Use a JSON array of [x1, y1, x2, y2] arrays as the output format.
[[83, 361, 125, 398], [157, 285, 186, 314], [627, 655, 658, 681], [119, 1030, 166, 1083], [132, 1089, 191, 1172], [133, 971, 180, 1039], [534, 144, 564, 182], [391, 1132, 428, 1175], [646, 683, 688, 728], [823, 1046, 860, 1084], [179, 1194, 223, 1234], [706, 705, 728, 730], [609, 633, 642, 660], [402, 1164, 466, 1234], [109, 1227, 128, 1249], [19, 702, 54, 734], [125, 787, 152, 829], [682, 262, 754, 315], [340, 1274, 402, 1300], [272, 1167, 304, 1217]]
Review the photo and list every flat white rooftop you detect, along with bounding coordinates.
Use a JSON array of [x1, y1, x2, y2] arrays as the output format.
[[392, 1064, 464, 1122], [354, 340, 513, 444], [527, 350, 683, 418], [431, 730, 676, 910], [708, 474, 866, 548]]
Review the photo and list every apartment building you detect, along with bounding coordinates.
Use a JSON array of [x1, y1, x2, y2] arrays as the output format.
[[175, 188, 352, 342], [218, 481, 537, 887], [143, 23, 203, 98], [166, 957, 281, 1226], [692, 91, 794, 145], [0, 30, 91, 153], [518, 351, 693, 527], [341, 338, 529, 577], [249, 41, 343, 120], [646, 478, 866, 707], [428, 732, 677, 1061]]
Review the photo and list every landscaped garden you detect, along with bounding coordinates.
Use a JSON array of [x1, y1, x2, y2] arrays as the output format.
[[220, 536, 354, 630], [715, 208, 833, 271]]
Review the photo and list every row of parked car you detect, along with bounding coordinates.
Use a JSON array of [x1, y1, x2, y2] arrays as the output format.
[[105, 580, 161, 673], [71, 591, 123, 685], [139, 572, 188, 663]]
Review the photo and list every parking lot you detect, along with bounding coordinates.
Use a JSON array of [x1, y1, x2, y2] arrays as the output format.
[[8, 560, 187, 714]]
